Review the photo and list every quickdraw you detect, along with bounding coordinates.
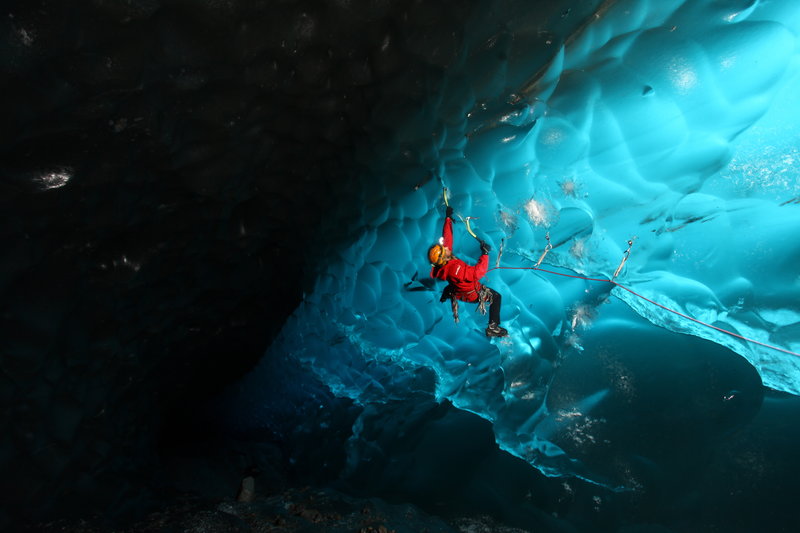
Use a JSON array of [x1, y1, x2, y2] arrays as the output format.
[[534, 232, 552, 268], [613, 237, 635, 280], [495, 238, 505, 268]]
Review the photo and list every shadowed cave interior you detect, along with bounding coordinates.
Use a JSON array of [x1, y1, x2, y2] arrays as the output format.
[[3, 1, 800, 532]]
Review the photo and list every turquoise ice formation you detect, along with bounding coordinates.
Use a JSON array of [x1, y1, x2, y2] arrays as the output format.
[[226, 0, 800, 488]]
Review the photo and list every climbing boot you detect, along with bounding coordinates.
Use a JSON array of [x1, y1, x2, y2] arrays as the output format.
[[485, 323, 508, 338]]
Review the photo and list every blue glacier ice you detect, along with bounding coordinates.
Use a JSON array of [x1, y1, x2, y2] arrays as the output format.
[[221, 0, 800, 490]]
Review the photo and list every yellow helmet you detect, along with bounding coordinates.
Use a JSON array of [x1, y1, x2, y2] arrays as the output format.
[[428, 244, 448, 265]]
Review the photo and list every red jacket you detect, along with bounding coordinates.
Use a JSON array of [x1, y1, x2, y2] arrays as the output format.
[[430, 217, 488, 302]]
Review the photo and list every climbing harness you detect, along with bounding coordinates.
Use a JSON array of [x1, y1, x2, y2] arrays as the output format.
[[476, 285, 493, 316], [440, 284, 493, 324]]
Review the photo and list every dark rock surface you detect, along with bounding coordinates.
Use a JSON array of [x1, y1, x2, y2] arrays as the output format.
[[30, 486, 536, 533], [1, 0, 604, 530]]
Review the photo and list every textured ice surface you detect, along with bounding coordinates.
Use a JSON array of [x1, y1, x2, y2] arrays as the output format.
[[229, 1, 800, 487]]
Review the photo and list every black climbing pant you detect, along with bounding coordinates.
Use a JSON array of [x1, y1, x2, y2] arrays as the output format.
[[486, 287, 501, 325]]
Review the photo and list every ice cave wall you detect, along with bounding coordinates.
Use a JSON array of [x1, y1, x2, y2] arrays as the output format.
[[226, 0, 800, 489]]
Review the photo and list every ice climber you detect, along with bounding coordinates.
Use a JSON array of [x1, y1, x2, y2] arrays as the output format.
[[428, 205, 508, 338]]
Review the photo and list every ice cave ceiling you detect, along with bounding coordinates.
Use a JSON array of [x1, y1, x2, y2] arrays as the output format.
[[224, 0, 800, 490], [3, 0, 800, 531]]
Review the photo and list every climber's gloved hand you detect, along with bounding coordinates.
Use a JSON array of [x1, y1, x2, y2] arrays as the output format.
[[479, 240, 490, 255], [446, 205, 454, 219]]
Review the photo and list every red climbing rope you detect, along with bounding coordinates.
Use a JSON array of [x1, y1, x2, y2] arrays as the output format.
[[487, 265, 800, 358], [440, 185, 796, 357]]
